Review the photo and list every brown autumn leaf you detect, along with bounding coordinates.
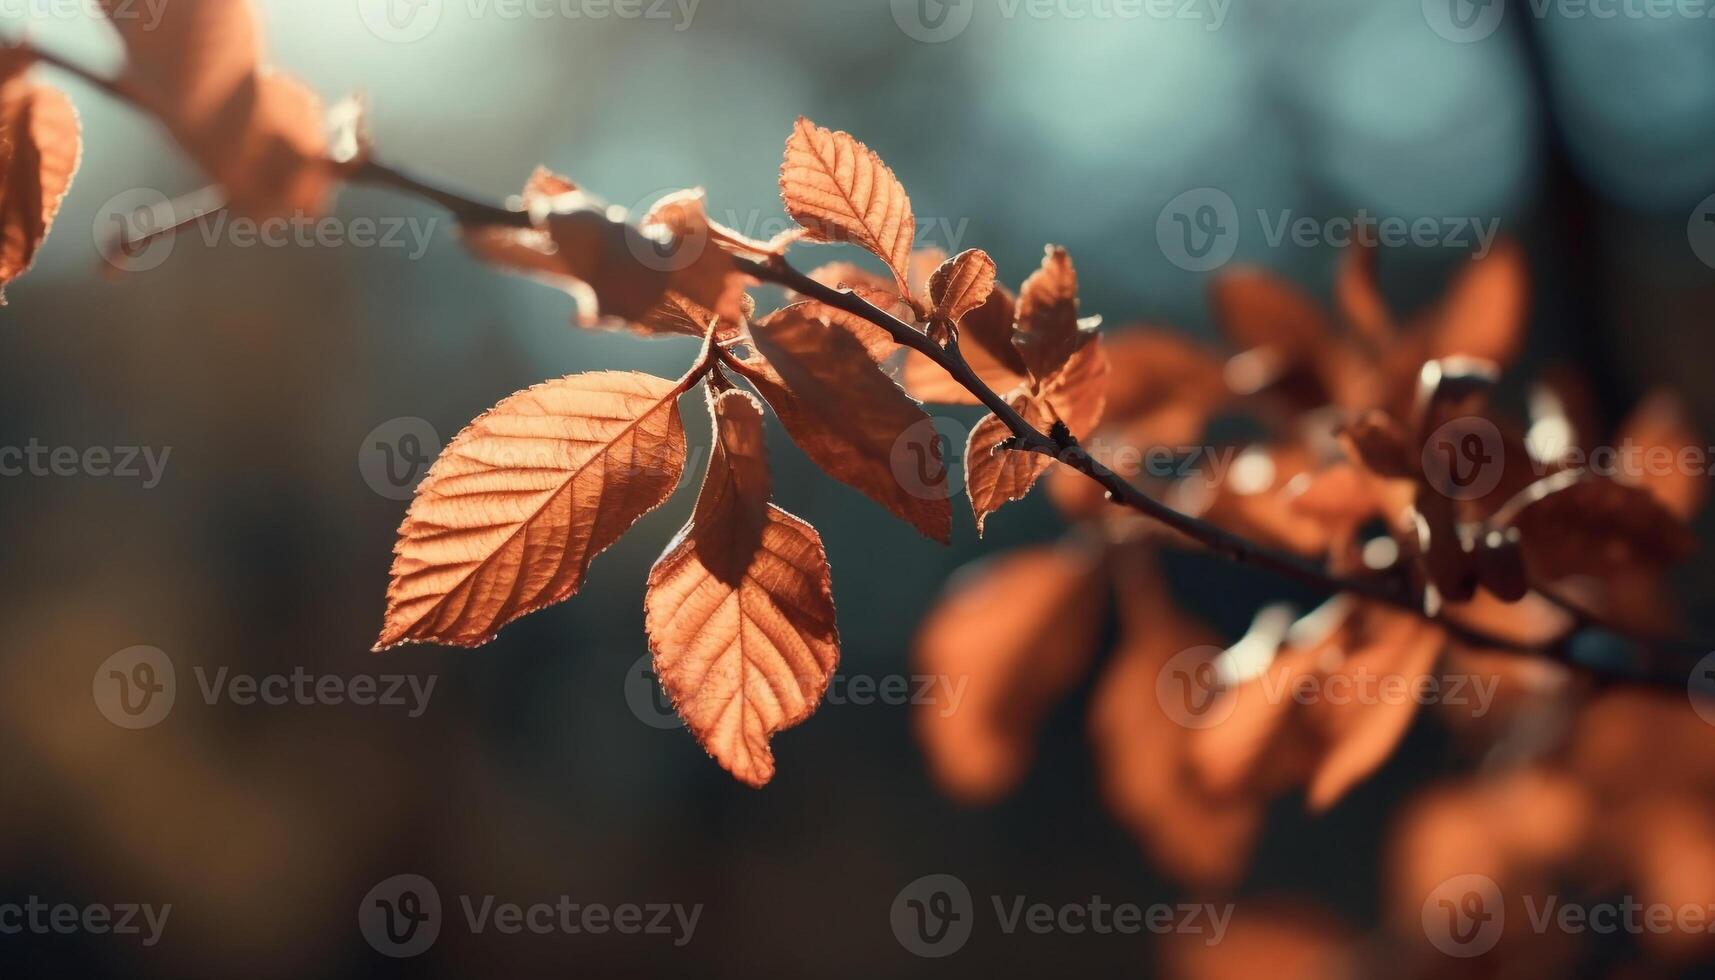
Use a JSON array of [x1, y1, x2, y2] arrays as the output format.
[[1209, 265, 1331, 360], [926, 248, 996, 336], [902, 284, 1026, 404], [1090, 552, 1262, 888], [1493, 470, 1695, 581], [780, 117, 915, 294], [640, 187, 802, 261], [914, 542, 1106, 802], [101, 0, 331, 218], [1013, 245, 1090, 384], [645, 388, 838, 787], [1039, 334, 1109, 439], [0, 56, 81, 302], [1617, 390, 1705, 522], [376, 370, 688, 649], [965, 395, 1053, 535], [466, 178, 744, 329], [1334, 238, 1392, 342], [1426, 238, 1527, 366], [1301, 608, 1444, 811], [732, 303, 952, 543]]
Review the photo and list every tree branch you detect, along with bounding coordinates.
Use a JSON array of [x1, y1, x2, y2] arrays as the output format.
[[24, 41, 1700, 691]]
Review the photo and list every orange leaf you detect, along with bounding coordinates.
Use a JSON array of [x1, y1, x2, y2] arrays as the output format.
[[732, 304, 952, 543], [1208, 265, 1330, 359], [1303, 610, 1444, 811], [1013, 245, 1089, 384], [377, 371, 688, 649], [466, 184, 743, 329], [964, 395, 1053, 535], [1427, 238, 1527, 366], [902, 284, 1026, 404], [1090, 551, 1261, 887], [915, 543, 1106, 802], [1039, 335, 1109, 439], [1618, 390, 1705, 522], [780, 117, 915, 295], [1335, 239, 1392, 341], [646, 389, 838, 787], [102, 0, 330, 218], [0, 59, 81, 301], [927, 248, 996, 331]]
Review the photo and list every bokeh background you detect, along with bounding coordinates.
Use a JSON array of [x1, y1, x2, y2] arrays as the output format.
[[3, 0, 1715, 976]]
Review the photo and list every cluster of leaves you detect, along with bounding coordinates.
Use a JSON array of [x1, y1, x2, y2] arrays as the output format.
[[0, 3, 1110, 786], [3, 9, 1704, 904], [376, 116, 1115, 786], [914, 239, 1704, 887]]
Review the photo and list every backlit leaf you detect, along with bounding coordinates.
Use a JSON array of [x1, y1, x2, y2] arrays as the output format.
[[780, 117, 915, 294], [915, 543, 1106, 801], [0, 57, 81, 302], [927, 248, 996, 334], [965, 395, 1053, 535], [646, 389, 838, 786], [733, 304, 952, 543], [377, 371, 688, 649], [1013, 245, 1088, 383]]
